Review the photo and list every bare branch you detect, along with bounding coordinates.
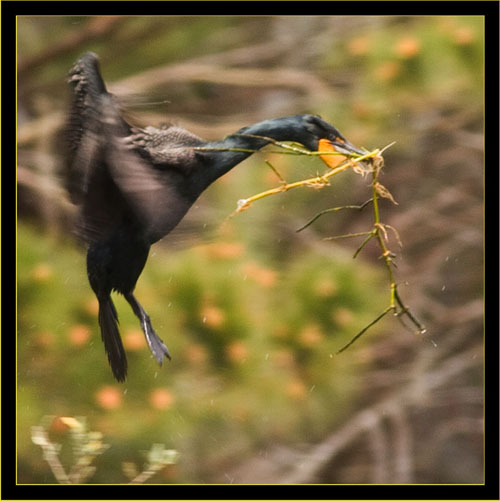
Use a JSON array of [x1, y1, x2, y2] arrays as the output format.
[[280, 345, 481, 484]]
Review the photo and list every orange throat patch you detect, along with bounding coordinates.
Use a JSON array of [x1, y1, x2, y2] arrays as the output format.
[[318, 138, 347, 169]]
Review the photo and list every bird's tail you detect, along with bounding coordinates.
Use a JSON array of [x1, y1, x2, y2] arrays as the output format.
[[98, 296, 128, 382]]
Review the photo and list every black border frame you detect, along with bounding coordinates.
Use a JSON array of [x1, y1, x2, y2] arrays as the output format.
[[4, 2, 498, 500]]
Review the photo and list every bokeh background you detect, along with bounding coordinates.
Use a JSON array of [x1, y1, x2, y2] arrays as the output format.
[[17, 16, 484, 484]]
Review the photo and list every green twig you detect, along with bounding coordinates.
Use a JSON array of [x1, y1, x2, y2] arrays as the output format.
[[353, 231, 376, 259], [323, 231, 373, 241], [265, 160, 287, 184], [296, 198, 373, 232], [336, 306, 394, 354], [395, 289, 426, 333]]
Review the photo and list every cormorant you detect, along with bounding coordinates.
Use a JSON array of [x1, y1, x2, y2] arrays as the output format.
[[64, 52, 364, 381]]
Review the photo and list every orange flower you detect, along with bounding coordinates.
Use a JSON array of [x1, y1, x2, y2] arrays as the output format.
[[201, 242, 244, 260], [84, 297, 99, 317], [185, 343, 209, 363], [347, 35, 371, 56], [454, 26, 475, 45], [226, 341, 248, 363], [271, 349, 295, 369], [395, 37, 421, 59], [149, 388, 175, 410], [374, 61, 401, 82], [334, 307, 354, 328], [242, 262, 277, 287], [314, 278, 338, 298], [68, 324, 91, 346], [31, 263, 53, 282], [201, 305, 226, 328], [286, 380, 307, 400], [299, 324, 324, 347], [95, 386, 122, 410], [124, 329, 146, 351], [50, 416, 73, 433]]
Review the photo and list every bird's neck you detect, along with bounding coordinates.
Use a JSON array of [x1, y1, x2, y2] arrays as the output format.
[[200, 116, 310, 185]]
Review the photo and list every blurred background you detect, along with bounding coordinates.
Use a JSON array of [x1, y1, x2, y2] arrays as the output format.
[[17, 16, 484, 484]]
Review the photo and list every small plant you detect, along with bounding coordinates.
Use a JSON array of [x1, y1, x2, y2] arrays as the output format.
[[31, 416, 179, 484], [223, 138, 425, 351]]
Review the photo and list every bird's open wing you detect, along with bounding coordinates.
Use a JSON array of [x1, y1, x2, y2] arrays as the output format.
[[94, 94, 195, 243], [64, 52, 206, 244], [64, 52, 132, 204]]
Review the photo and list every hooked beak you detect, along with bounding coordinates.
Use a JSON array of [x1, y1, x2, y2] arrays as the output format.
[[328, 137, 365, 156]]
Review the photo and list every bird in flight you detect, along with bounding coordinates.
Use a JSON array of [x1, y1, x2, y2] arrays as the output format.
[[63, 52, 364, 381]]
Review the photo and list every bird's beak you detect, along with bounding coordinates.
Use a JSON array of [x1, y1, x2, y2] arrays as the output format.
[[329, 137, 365, 156], [318, 138, 364, 169]]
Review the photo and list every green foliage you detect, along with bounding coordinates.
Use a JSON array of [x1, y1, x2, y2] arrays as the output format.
[[320, 16, 483, 142], [18, 217, 384, 483]]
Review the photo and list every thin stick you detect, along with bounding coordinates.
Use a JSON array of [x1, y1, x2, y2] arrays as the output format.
[[336, 306, 394, 354], [395, 289, 426, 333], [296, 198, 373, 232], [232, 149, 379, 215], [353, 231, 376, 259], [323, 231, 373, 241], [265, 160, 287, 184]]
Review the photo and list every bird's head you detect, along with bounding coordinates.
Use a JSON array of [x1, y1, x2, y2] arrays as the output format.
[[300, 114, 365, 168]]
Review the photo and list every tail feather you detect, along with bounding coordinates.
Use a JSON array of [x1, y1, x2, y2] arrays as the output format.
[[98, 297, 127, 382]]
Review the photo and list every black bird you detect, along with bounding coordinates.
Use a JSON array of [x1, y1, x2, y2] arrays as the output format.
[[64, 52, 364, 381]]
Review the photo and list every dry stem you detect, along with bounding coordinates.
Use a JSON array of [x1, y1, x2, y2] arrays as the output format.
[[227, 140, 424, 351]]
